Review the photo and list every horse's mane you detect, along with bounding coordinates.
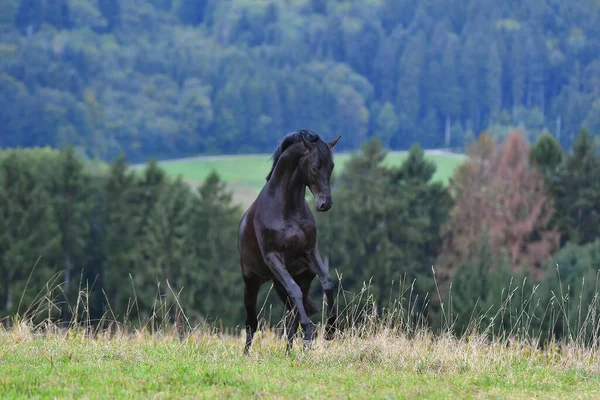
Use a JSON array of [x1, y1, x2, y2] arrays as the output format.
[[265, 130, 331, 181]]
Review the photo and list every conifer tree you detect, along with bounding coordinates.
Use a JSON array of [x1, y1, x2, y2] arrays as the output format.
[[530, 132, 563, 184], [538, 239, 600, 342], [321, 137, 391, 294], [447, 230, 517, 336], [135, 159, 166, 239], [101, 154, 139, 317], [0, 152, 60, 316], [553, 128, 600, 245], [320, 139, 452, 311], [50, 146, 94, 322], [185, 171, 243, 327], [386, 144, 453, 297], [136, 177, 192, 321]]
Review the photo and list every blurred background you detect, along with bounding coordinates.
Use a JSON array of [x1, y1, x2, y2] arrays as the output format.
[[0, 0, 599, 339]]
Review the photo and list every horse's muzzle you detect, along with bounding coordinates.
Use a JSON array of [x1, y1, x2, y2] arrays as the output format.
[[316, 199, 332, 212]]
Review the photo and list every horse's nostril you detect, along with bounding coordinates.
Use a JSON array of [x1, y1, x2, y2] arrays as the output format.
[[319, 201, 332, 211]]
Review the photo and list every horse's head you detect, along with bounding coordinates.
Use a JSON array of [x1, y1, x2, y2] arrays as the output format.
[[300, 134, 341, 212]]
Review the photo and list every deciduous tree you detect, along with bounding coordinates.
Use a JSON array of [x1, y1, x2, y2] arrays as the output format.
[[439, 131, 559, 282]]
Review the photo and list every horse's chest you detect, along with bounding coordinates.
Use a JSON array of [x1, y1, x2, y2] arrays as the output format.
[[273, 221, 315, 254], [282, 226, 306, 251]]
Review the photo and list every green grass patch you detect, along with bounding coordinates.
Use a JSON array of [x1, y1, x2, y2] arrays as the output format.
[[147, 151, 465, 208], [1, 327, 598, 399], [156, 152, 464, 191]]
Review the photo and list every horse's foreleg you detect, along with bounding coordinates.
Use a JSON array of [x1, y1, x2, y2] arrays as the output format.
[[274, 271, 317, 353], [263, 252, 314, 347], [243, 274, 261, 354], [308, 248, 337, 340], [273, 280, 298, 353]]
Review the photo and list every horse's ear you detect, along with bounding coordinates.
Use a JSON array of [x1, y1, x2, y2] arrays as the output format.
[[328, 135, 341, 148], [302, 135, 315, 151]]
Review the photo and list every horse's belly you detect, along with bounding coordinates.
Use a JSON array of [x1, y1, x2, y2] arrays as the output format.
[[282, 228, 311, 275], [286, 260, 309, 277]]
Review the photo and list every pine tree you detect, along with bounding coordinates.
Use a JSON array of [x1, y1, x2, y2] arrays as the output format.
[[386, 144, 453, 301], [447, 230, 515, 336], [487, 44, 503, 118], [320, 139, 452, 312], [178, 0, 207, 25], [529, 132, 563, 190], [396, 32, 425, 134], [137, 177, 192, 323], [135, 159, 166, 239], [538, 239, 600, 342], [326, 138, 392, 299], [439, 38, 462, 147], [50, 146, 94, 323], [98, 0, 120, 31], [45, 0, 70, 29], [185, 171, 243, 327], [101, 154, 139, 317], [510, 34, 526, 115], [553, 128, 600, 245], [14, 0, 43, 34], [374, 102, 399, 147], [0, 152, 60, 316], [310, 0, 327, 15]]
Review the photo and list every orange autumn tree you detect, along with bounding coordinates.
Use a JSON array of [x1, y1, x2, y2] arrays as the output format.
[[438, 131, 559, 281]]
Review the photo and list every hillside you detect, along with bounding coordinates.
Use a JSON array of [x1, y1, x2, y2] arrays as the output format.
[[1, 0, 599, 161]]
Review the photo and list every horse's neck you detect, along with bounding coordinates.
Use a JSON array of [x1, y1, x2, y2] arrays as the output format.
[[267, 147, 306, 211]]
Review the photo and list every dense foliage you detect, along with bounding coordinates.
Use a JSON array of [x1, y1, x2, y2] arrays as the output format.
[[1, 0, 600, 161], [3, 127, 599, 343], [0, 147, 245, 329], [1, 0, 600, 342]]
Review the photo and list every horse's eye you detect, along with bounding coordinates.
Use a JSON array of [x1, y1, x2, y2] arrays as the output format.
[[311, 166, 317, 173]]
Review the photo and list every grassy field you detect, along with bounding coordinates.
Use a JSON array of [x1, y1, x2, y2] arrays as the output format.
[[2, 324, 599, 399], [144, 151, 465, 208], [2, 270, 599, 399]]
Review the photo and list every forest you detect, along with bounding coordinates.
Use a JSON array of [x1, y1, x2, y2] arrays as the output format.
[[2, 128, 600, 342], [1, 0, 600, 341], [1, 0, 600, 161]]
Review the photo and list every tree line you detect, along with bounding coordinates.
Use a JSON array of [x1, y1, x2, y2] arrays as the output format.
[[2, 128, 600, 343], [0, 147, 245, 329], [1, 0, 600, 161], [318, 127, 600, 340]]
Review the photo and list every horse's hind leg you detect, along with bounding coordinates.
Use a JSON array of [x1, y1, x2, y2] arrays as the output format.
[[296, 270, 318, 316], [243, 274, 261, 354]]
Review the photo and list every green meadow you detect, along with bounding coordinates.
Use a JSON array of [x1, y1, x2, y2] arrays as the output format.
[[148, 151, 465, 208], [1, 326, 599, 399]]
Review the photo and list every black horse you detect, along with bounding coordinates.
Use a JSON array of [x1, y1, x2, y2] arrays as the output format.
[[237, 130, 341, 353]]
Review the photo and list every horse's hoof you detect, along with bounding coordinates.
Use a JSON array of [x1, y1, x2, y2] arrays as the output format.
[[303, 339, 313, 350]]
